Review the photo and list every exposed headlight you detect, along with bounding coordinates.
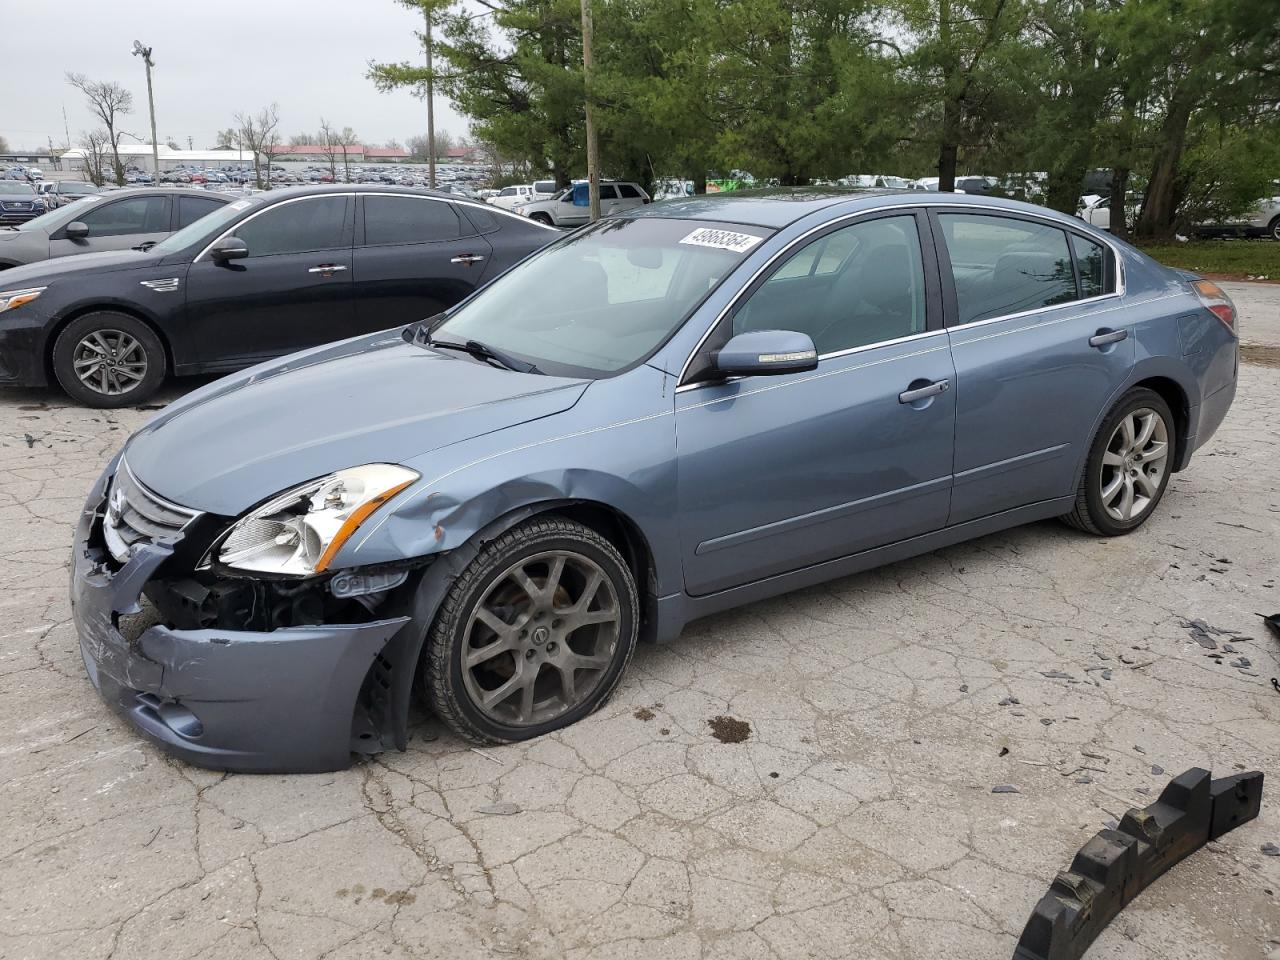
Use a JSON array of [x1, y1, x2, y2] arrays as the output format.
[[216, 464, 418, 576], [0, 287, 46, 314]]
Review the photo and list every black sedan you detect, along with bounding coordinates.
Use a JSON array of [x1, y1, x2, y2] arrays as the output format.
[[0, 186, 558, 406]]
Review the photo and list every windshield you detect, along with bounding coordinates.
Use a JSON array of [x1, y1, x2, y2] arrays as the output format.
[[0, 182, 35, 196], [432, 217, 771, 377], [151, 195, 256, 255]]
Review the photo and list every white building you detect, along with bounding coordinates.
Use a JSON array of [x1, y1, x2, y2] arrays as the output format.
[[59, 143, 258, 172]]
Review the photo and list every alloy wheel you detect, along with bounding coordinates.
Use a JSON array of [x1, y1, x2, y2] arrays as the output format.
[[1099, 407, 1169, 522], [72, 329, 148, 396], [460, 550, 620, 727]]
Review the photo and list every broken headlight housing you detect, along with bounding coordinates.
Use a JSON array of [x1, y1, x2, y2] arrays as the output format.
[[215, 464, 418, 577]]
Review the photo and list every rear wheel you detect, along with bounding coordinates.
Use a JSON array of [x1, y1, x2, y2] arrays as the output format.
[[423, 516, 639, 743], [1061, 387, 1174, 536], [51, 311, 166, 408]]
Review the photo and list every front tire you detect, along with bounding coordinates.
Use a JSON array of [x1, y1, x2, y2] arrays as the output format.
[[423, 516, 639, 744], [1269, 216, 1280, 242], [530, 213, 554, 226], [52, 312, 166, 408], [1061, 387, 1175, 536]]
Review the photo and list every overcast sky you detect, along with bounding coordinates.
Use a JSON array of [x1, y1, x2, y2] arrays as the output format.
[[2, 0, 469, 152]]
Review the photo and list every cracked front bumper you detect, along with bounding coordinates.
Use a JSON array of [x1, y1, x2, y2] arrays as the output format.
[[71, 467, 410, 773]]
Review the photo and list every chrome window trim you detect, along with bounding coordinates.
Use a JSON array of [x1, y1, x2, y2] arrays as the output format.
[[193, 192, 355, 262], [675, 200, 1127, 388]]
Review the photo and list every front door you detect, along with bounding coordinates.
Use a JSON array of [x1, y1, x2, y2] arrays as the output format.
[[353, 194, 495, 330], [934, 211, 1134, 524], [184, 194, 355, 368], [675, 211, 956, 596], [48, 194, 171, 258]]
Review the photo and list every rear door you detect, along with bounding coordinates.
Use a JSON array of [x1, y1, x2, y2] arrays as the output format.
[[614, 183, 648, 214], [184, 194, 355, 367], [48, 193, 171, 258], [936, 211, 1133, 524], [353, 193, 494, 331]]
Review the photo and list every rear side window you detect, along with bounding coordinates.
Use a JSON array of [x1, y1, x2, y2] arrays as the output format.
[[617, 184, 642, 199], [364, 196, 460, 245], [1071, 234, 1114, 298], [533, 180, 555, 194], [77, 195, 170, 237], [600, 185, 619, 200], [939, 214, 1077, 323], [177, 195, 226, 229], [233, 196, 348, 257]]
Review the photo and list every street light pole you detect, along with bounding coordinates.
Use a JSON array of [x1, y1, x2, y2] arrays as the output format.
[[132, 41, 160, 183], [424, 7, 437, 189], [580, 0, 600, 221]]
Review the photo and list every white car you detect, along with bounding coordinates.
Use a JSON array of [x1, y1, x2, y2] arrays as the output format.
[[516, 181, 651, 227], [1196, 194, 1280, 240], [489, 184, 536, 210]]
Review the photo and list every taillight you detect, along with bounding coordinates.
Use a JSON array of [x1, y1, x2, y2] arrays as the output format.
[[1191, 279, 1237, 334]]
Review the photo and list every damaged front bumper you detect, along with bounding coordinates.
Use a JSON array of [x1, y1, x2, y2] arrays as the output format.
[[71, 466, 411, 773]]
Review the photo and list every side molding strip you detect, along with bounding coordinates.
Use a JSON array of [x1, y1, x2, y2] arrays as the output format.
[[1013, 767, 1264, 960]]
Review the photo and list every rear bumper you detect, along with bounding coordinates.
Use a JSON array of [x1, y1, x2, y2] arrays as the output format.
[[71, 467, 410, 773]]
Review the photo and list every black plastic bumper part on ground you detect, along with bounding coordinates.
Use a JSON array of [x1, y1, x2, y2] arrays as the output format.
[[71, 466, 411, 773], [1013, 767, 1264, 960]]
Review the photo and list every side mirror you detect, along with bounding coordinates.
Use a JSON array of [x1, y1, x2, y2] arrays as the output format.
[[713, 330, 818, 378], [210, 236, 249, 262], [65, 221, 89, 240]]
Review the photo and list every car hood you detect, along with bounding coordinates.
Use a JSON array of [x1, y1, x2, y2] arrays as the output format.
[[0, 248, 163, 286], [124, 333, 589, 516]]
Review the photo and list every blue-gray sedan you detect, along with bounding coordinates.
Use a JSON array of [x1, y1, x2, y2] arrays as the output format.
[[71, 190, 1239, 772]]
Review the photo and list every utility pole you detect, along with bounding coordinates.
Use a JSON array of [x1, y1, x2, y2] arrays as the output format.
[[132, 41, 161, 183], [580, 0, 600, 221], [187, 135, 193, 150], [424, 6, 437, 189]]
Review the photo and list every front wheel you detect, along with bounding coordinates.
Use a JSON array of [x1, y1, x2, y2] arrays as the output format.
[[1269, 216, 1280, 242], [51, 312, 167, 408], [1061, 387, 1175, 536], [530, 212, 554, 226], [423, 516, 639, 743]]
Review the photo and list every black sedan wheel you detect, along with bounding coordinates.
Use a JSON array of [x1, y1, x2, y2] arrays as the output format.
[[52, 312, 166, 408], [1062, 387, 1174, 536], [424, 516, 639, 743]]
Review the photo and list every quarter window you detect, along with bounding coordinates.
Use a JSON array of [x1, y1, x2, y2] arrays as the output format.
[[364, 196, 460, 245], [618, 184, 642, 199], [232, 196, 347, 257], [938, 214, 1078, 323], [733, 215, 927, 355], [76, 195, 170, 237], [1071, 234, 1113, 298]]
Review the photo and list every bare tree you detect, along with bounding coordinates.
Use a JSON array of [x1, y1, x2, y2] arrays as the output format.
[[79, 129, 111, 186], [235, 104, 281, 189], [213, 127, 238, 150], [289, 132, 318, 147], [335, 126, 360, 182], [318, 118, 339, 180], [66, 73, 133, 185], [0, 135, 9, 154]]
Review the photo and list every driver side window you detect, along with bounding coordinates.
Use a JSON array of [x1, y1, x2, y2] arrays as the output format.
[[733, 215, 927, 355]]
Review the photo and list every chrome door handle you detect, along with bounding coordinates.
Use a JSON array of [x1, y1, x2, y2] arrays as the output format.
[[1089, 328, 1128, 348], [307, 264, 347, 274], [450, 254, 486, 265], [898, 379, 950, 404]]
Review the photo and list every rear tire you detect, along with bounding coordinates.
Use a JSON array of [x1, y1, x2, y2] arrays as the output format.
[[1061, 387, 1175, 536], [52, 312, 166, 408], [423, 516, 639, 744]]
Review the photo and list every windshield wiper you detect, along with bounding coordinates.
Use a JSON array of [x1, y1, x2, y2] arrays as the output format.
[[425, 336, 541, 374]]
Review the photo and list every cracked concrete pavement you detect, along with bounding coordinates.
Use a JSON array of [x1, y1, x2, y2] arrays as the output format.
[[1, 285, 1277, 960]]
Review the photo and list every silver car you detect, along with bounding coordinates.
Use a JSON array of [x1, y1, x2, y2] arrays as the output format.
[[0, 188, 230, 269]]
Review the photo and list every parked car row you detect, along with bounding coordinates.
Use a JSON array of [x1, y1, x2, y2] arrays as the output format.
[[1077, 191, 1280, 239], [0, 186, 557, 405], [62, 188, 1239, 771]]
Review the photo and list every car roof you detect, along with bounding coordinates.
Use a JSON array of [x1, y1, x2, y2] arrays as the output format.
[[626, 186, 1087, 230]]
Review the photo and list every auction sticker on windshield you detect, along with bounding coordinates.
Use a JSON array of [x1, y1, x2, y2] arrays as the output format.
[[679, 228, 763, 253]]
